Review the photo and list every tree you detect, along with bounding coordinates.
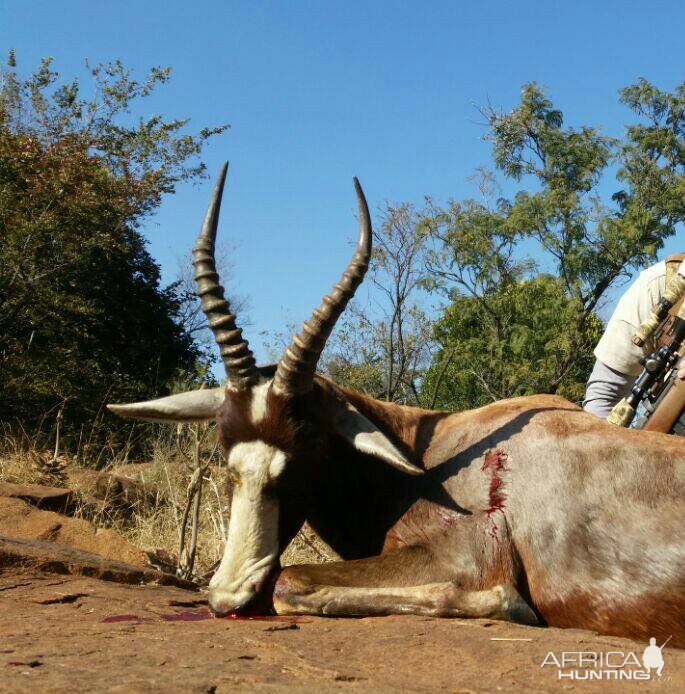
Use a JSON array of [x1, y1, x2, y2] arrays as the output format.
[[0, 54, 228, 452], [483, 81, 682, 314], [423, 276, 603, 410], [423, 80, 685, 409], [322, 203, 435, 405]]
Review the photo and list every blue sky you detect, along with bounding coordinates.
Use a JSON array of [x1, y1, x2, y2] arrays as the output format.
[[2, 0, 684, 364]]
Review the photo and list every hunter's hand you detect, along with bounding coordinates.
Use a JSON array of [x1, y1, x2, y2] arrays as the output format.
[[679, 366, 685, 380]]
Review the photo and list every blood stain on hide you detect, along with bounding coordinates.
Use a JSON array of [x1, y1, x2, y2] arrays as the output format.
[[437, 506, 462, 528], [481, 449, 508, 541]]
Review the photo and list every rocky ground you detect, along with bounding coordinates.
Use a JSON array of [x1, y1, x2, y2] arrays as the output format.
[[0, 483, 683, 693]]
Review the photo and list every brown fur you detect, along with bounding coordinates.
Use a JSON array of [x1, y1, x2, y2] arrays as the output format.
[[216, 387, 300, 453], [337, 383, 445, 458], [535, 589, 685, 648], [212, 375, 684, 644]]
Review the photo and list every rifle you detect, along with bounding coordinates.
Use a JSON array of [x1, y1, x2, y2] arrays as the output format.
[[607, 265, 685, 433], [638, 358, 685, 433]]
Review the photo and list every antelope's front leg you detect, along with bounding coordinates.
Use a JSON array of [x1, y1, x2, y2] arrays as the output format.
[[275, 575, 537, 624], [273, 545, 538, 625]]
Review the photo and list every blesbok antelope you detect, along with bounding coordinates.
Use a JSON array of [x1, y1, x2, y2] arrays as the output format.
[[109, 163, 685, 646]]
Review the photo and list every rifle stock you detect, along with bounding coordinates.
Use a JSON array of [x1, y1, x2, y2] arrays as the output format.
[[608, 315, 685, 431], [642, 372, 685, 433]]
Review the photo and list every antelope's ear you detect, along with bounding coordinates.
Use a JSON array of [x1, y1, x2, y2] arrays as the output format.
[[333, 402, 423, 476], [107, 388, 225, 423]]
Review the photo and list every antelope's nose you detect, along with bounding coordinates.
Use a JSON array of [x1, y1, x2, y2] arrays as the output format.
[[208, 586, 254, 616], [208, 593, 236, 616]]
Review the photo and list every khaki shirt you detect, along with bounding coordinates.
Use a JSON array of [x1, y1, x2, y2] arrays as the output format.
[[594, 261, 667, 376]]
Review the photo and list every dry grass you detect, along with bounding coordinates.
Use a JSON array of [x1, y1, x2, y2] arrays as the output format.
[[115, 441, 232, 576], [0, 424, 337, 579], [0, 449, 50, 486]]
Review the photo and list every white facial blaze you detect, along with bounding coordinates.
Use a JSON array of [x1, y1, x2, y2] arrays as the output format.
[[208, 440, 287, 614], [249, 380, 271, 424]]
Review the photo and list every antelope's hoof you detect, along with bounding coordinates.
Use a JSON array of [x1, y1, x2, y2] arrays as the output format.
[[498, 584, 540, 626]]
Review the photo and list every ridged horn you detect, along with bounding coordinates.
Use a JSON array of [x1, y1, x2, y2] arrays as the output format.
[[273, 178, 372, 396], [193, 162, 258, 389]]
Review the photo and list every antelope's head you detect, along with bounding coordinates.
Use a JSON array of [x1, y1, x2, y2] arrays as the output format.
[[108, 163, 421, 615]]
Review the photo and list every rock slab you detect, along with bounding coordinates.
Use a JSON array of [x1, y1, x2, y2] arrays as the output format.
[[0, 535, 195, 589], [0, 482, 75, 513]]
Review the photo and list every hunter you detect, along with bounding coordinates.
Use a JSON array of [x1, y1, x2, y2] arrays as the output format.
[[583, 253, 685, 429]]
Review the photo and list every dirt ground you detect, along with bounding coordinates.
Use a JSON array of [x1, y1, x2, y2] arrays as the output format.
[[0, 482, 682, 693], [1, 565, 683, 693]]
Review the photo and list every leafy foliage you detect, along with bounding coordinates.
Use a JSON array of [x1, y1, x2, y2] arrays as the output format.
[[0, 54, 227, 454], [424, 276, 603, 410], [422, 80, 685, 409], [481, 82, 684, 310]]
